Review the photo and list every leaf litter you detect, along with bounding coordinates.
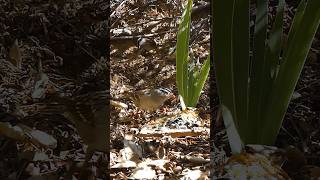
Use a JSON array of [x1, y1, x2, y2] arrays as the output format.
[[110, 0, 211, 179]]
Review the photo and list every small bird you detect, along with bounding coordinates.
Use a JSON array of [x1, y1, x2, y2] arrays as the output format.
[[61, 89, 108, 179], [131, 88, 173, 111], [18, 90, 108, 179], [137, 37, 157, 54], [68, 90, 108, 150]]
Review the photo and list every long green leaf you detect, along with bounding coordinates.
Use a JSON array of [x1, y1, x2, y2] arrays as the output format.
[[188, 52, 197, 106], [248, 0, 268, 144], [184, 59, 189, 105], [213, 0, 243, 153], [261, 0, 320, 144], [283, 0, 307, 60], [232, 0, 250, 143], [176, 0, 210, 107], [212, 0, 236, 118], [188, 68, 196, 106], [176, 0, 192, 100], [190, 55, 210, 107], [259, 0, 285, 142], [266, 0, 285, 81]]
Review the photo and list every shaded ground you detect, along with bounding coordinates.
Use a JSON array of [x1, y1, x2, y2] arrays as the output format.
[[0, 0, 108, 179]]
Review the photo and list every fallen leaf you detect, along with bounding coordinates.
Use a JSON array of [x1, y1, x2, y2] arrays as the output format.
[[9, 39, 22, 69], [129, 166, 156, 179]]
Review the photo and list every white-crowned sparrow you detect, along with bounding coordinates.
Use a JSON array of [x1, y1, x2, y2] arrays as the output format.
[[58, 89, 108, 179], [19, 89, 108, 179], [67, 90, 108, 152], [137, 37, 157, 54], [131, 88, 173, 111]]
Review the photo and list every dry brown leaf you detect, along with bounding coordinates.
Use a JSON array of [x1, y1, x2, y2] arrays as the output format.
[[111, 100, 128, 109], [9, 39, 22, 69], [0, 122, 57, 148], [138, 128, 209, 138], [129, 165, 156, 179]]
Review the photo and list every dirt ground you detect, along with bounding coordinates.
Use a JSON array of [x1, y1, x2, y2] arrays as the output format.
[[110, 0, 211, 179], [0, 0, 108, 179]]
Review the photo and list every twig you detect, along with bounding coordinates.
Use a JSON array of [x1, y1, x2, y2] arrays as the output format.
[[110, 29, 176, 41], [110, 0, 128, 18], [79, 46, 100, 62], [296, 79, 320, 92], [52, 20, 99, 62], [132, 17, 176, 26]]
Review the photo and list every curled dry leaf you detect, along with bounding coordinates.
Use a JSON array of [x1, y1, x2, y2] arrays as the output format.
[[182, 169, 209, 180], [0, 122, 57, 149], [9, 39, 22, 69], [28, 128, 57, 149], [111, 160, 137, 169], [223, 152, 290, 179], [32, 73, 49, 99], [0, 122, 26, 141], [129, 165, 156, 180], [111, 100, 128, 109]]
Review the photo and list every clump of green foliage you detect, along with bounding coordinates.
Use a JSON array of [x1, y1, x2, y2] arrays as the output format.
[[176, 0, 210, 109], [213, 0, 320, 153]]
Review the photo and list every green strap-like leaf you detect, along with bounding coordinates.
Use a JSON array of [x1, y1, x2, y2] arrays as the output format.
[[248, 0, 268, 144], [212, 0, 236, 117], [266, 0, 285, 81], [261, 0, 320, 144], [188, 62, 196, 106], [213, 0, 243, 153], [190, 55, 210, 107], [176, 0, 192, 100], [232, 0, 250, 143], [260, 0, 285, 140], [282, 0, 307, 61]]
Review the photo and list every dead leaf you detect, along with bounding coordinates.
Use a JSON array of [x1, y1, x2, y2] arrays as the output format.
[[0, 122, 57, 148], [181, 169, 208, 180], [111, 100, 128, 109], [0, 122, 25, 141], [129, 166, 156, 180], [28, 128, 57, 149], [32, 73, 49, 99], [111, 160, 137, 169], [9, 39, 22, 69], [33, 151, 50, 161]]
